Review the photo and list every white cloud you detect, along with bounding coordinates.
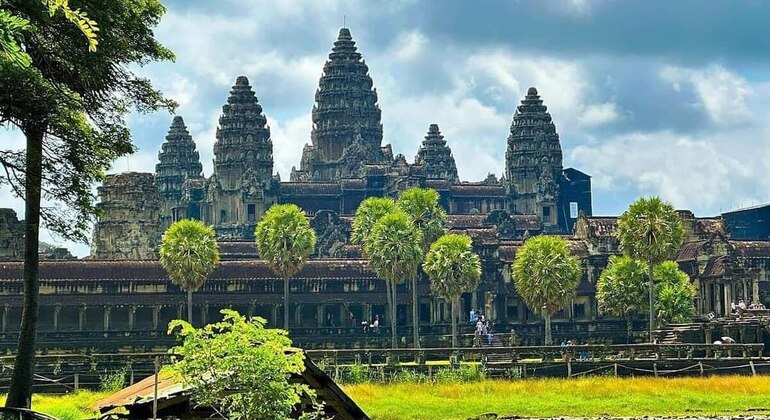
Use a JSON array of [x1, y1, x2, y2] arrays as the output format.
[[391, 30, 428, 61], [660, 65, 753, 126], [578, 102, 622, 127]]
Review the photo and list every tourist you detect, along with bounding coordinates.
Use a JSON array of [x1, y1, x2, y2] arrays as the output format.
[[469, 308, 478, 324], [731, 301, 737, 314], [370, 315, 380, 333], [509, 328, 518, 347], [708, 311, 717, 321], [348, 310, 355, 326], [361, 320, 368, 333], [720, 336, 736, 344]]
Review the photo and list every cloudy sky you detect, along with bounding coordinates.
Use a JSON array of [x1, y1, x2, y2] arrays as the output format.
[[3, 0, 770, 256]]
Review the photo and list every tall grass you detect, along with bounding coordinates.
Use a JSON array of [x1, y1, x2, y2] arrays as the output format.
[[0, 390, 110, 420], [344, 375, 770, 420]]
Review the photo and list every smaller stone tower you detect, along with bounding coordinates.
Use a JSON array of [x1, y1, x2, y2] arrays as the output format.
[[210, 76, 276, 238], [91, 172, 163, 259], [154, 116, 203, 224], [414, 124, 459, 183], [505, 87, 563, 230]]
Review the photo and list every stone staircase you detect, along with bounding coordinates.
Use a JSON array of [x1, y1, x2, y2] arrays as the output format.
[[477, 333, 513, 363], [655, 322, 704, 344]]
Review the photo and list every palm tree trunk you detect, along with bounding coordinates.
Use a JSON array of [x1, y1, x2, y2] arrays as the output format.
[[626, 316, 633, 344], [391, 281, 398, 349], [544, 312, 552, 345], [451, 296, 458, 348], [384, 277, 393, 346], [187, 290, 193, 324], [412, 276, 420, 349], [6, 127, 44, 409], [648, 259, 655, 343], [284, 277, 290, 331]]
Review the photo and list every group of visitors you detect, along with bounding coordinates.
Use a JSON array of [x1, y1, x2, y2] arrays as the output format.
[[730, 299, 766, 319], [560, 339, 591, 361], [360, 314, 380, 333], [470, 309, 495, 345]]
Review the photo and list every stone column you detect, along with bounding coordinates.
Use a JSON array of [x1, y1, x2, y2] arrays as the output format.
[[271, 305, 278, 327], [2, 305, 8, 332], [177, 304, 184, 320], [317, 304, 324, 328], [201, 304, 208, 326], [152, 306, 160, 330], [339, 304, 347, 327], [78, 305, 86, 331], [295, 303, 302, 326], [128, 306, 136, 331], [53, 305, 61, 331], [363, 304, 372, 325], [103, 306, 111, 331]]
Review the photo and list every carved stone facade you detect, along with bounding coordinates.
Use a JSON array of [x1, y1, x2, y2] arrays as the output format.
[[90, 172, 164, 260], [86, 27, 592, 258], [0, 209, 23, 260]]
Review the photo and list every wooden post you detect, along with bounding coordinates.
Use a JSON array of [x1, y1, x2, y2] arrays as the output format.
[[73, 373, 79, 391], [614, 363, 618, 377], [698, 361, 704, 376], [567, 360, 572, 378], [653, 362, 658, 377], [750, 360, 756, 376], [153, 356, 159, 420]]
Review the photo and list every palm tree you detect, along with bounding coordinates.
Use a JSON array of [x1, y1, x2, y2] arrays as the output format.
[[351, 197, 397, 246], [653, 261, 696, 325], [616, 197, 684, 341], [423, 233, 481, 348], [159, 219, 221, 323], [397, 188, 446, 349], [512, 235, 581, 345], [364, 211, 423, 349], [255, 204, 316, 331], [596, 255, 648, 342]]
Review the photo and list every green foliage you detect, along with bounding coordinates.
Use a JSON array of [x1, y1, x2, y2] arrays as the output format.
[[512, 235, 582, 316], [616, 197, 684, 265], [0, 8, 32, 68], [168, 309, 312, 420], [343, 363, 371, 384], [255, 204, 317, 279], [396, 188, 447, 250], [424, 234, 481, 300], [99, 366, 127, 392], [596, 255, 648, 318], [160, 219, 221, 293], [0, 0, 175, 241], [654, 261, 696, 324], [351, 197, 397, 248], [365, 211, 424, 286], [434, 365, 485, 383]]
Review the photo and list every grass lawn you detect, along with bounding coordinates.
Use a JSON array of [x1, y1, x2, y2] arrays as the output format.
[[344, 375, 770, 420], [0, 391, 110, 420]]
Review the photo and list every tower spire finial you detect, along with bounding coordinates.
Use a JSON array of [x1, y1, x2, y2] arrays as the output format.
[[343, 14, 346, 28]]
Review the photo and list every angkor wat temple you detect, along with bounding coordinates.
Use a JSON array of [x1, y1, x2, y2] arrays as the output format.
[[0, 28, 768, 351]]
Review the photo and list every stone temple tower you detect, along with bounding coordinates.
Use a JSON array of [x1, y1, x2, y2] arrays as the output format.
[[505, 87, 564, 230], [209, 76, 276, 237], [291, 28, 389, 181], [154, 116, 203, 225], [415, 124, 459, 183]]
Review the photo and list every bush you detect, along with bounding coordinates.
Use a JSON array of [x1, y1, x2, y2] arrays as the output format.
[[99, 367, 127, 392], [342, 363, 370, 384], [391, 369, 430, 384], [435, 365, 484, 383]]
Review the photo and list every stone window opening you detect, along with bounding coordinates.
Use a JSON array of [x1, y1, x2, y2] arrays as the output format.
[[220, 209, 227, 223], [542, 206, 551, 223], [247, 204, 256, 222]]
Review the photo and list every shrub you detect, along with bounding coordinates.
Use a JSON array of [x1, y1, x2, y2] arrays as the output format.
[[99, 367, 127, 392]]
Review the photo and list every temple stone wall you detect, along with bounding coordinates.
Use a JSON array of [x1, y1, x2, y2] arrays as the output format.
[[0, 209, 23, 260], [91, 172, 164, 259]]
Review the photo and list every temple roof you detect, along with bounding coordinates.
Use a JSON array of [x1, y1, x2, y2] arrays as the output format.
[[414, 124, 459, 183], [280, 182, 341, 196], [450, 183, 507, 196], [154, 116, 203, 198]]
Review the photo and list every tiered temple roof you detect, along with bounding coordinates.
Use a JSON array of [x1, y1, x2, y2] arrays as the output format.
[[213, 76, 273, 189], [291, 28, 388, 181], [415, 124, 459, 183], [154, 116, 203, 203]]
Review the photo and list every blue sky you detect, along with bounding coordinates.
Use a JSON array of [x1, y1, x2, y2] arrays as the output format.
[[3, 0, 770, 256]]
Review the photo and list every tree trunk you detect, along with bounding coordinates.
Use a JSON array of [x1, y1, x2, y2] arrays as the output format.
[[391, 281, 398, 349], [626, 316, 633, 344], [412, 276, 420, 349], [284, 277, 290, 331], [384, 277, 393, 340], [544, 312, 552, 345], [6, 127, 44, 409], [451, 296, 458, 348], [648, 260, 655, 343], [187, 290, 193, 324]]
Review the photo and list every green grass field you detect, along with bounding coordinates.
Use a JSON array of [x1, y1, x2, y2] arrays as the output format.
[[2, 376, 769, 419], [344, 376, 770, 420], [0, 391, 110, 420]]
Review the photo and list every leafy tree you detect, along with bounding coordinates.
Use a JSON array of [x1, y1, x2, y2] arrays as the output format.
[[654, 261, 696, 325], [364, 211, 423, 349], [512, 235, 581, 345], [1, 0, 174, 408], [423, 234, 481, 348], [256, 204, 316, 331], [350, 197, 397, 247], [616, 197, 684, 340], [1, 0, 98, 68], [396, 187, 446, 348], [159, 219, 221, 323], [168, 309, 314, 420], [596, 255, 648, 342]]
